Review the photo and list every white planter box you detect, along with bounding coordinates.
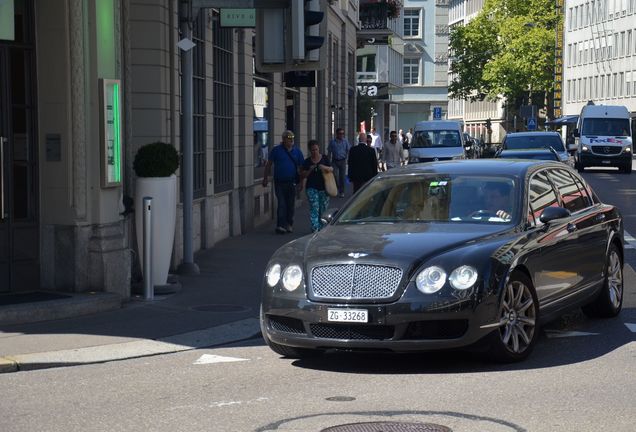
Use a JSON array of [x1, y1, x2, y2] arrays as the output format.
[[135, 175, 177, 286]]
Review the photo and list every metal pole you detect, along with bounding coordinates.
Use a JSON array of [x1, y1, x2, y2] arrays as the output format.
[[143, 197, 154, 300], [178, 0, 200, 275]]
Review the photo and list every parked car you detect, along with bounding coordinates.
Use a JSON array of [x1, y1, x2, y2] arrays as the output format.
[[409, 120, 467, 163], [260, 160, 623, 362], [501, 131, 571, 165], [495, 148, 560, 162]]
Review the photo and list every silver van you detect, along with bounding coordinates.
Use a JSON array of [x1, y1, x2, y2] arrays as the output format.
[[409, 120, 467, 163]]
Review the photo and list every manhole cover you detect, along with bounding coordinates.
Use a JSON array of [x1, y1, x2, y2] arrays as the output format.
[[321, 422, 452, 432], [191, 304, 250, 313]]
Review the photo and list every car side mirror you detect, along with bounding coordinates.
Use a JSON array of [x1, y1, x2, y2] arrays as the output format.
[[539, 206, 571, 224], [573, 129, 580, 137], [320, 208, 339, 226]]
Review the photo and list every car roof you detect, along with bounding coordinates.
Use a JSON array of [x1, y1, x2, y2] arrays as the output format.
[[504, 131, 561, 138], [377, 159, 563, 178]]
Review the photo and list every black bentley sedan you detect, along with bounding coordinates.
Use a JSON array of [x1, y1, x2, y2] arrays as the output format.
[[260, 160, 624, 362]]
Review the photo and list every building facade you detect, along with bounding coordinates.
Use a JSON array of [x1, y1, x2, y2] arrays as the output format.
[[392, 0, 450, 131], [0, 0, 359, 298], [447, 0, 505, 143], [562, 0, 636, 129]]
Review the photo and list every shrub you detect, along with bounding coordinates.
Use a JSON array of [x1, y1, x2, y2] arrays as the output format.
[[133, 142, 179, 177]]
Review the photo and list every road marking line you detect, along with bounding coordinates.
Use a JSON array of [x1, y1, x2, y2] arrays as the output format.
[[624, 230, 636, 249], [193, 354, 248, 365], [545, 330, 599, 338], [625, 323, 636, 333]]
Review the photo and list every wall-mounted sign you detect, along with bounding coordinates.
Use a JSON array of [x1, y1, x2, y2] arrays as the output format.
[[0, 0, 15, 41], [100, 79, 122, 188], [220, 9, 255, 27], [357, 83, 389, 99], [553, 0, 564, 119]]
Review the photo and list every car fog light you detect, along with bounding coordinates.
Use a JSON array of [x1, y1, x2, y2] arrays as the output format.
[[449, 265, 478, 290], [266, 263, 281, 287], [416, 266, 447, 294], [282, 265, 303, 292]]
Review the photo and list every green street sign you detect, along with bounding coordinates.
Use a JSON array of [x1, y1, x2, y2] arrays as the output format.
[[220, 8, 255, 28], [0, 0, 15, 41]]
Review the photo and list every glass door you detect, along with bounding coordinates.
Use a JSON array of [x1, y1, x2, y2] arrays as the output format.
[[0, 0, 39, 292]]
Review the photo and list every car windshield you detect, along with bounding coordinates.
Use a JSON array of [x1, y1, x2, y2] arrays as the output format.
[[336, 174, 518, 224], [581, 118, 631, 136], [504, 135, 565, 151], [498, 152, 559, 161], [411, 130, 462, 148]]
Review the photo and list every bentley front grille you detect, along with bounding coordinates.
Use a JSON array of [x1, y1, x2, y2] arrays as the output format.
[[310, 264, 403, 299]]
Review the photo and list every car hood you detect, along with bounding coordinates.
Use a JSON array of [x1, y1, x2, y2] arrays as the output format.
[[302, 223, 508, 266]]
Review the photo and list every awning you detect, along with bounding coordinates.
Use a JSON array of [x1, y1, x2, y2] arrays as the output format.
[[545, 115, 579, 126]]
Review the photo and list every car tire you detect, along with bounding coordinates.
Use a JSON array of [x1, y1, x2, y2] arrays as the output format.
[[622, 163, 632, 174], [582, 243, 623, 318], [575, 160, 585, 172], [487, 271, 539, 363]]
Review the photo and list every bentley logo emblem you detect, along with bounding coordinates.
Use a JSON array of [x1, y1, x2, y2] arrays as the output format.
[[348, 252, 368, 259]]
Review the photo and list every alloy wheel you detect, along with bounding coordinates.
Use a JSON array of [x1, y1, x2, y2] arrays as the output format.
[[498, 280, 537, 354], [607, 250, 623, 310]]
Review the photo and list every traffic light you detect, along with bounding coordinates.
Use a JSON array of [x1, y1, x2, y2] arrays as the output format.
[[291, 0, 324, 61], [255, 0, 327, 72]]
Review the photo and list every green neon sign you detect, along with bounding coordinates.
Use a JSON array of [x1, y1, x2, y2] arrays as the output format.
[[101, 79, 122, 187]]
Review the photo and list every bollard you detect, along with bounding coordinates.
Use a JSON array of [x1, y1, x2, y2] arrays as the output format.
[[143, 196, 153, 300]]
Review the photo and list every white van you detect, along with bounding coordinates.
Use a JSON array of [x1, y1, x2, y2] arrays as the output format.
[[409, 120, 467, 164], [574, 104, 633, 173]]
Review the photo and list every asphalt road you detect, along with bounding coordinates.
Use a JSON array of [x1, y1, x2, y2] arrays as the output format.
[[0, 165, 635, 432]]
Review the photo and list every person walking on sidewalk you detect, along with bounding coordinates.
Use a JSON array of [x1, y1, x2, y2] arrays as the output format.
[[348, 133, 378, 193], [370, 127, 384, 171], [262, 130, 304, 234], [301, 140, 333, 233], [384, 130, 404, 169], [328, 127, 351, 197]]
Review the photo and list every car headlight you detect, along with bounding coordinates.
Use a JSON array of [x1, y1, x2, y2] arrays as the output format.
[[582, 145, 589, 152], [624, 146, 631, 153], [416, 266, 447, 294], [282, 265, 303, 292], [266, 263, 281, 287], [449, 265, 478, 290]]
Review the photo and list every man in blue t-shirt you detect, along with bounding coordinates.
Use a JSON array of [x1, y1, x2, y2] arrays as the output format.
[[262, 130, 305, 234]]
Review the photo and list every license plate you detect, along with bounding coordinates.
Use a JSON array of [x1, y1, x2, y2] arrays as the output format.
[[327, 308, 368, 323]]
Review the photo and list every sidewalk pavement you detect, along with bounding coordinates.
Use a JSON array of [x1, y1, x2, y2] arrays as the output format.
[[0, 193, 351, 374]]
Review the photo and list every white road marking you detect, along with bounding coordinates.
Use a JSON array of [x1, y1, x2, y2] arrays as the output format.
[[624, 230, 636, 249], [193, 354, 249, 365], [209, 397, 269, 408], [545, 330, 600, 338], [625, 323, 636, 333]]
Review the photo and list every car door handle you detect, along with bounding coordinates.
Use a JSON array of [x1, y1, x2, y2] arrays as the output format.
[[567, 223, 577, 233]]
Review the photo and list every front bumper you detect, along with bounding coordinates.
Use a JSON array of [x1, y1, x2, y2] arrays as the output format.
[[579, 152, 631, 168], [261, 289, 499, 352]]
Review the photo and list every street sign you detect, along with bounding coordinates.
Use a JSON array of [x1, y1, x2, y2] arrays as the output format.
[[527, 117, 537, 130], [220, 9, 255, 27], [433, 106, 442, 120]]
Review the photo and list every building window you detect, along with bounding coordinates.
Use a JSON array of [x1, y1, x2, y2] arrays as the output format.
[[212, 13, 234, 193], [253, 77, 271, 179], [190, 13, 206, 198], [627, 72, 632, 96], [403, 9, 421, 38], [628, 30, 632, 55], [403, 58, 419, 85]]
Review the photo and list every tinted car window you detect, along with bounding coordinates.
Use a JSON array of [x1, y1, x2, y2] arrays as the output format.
[[528, 171, 560, 225], [412, 130, 462, 148], [581, 118, 630, 136], [337, 174, 517, 224], [504, 135, 565, 151], [548, 169, 590, 213]]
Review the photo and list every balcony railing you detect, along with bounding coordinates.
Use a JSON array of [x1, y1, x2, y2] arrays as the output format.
[[359, 2, 401, 34]]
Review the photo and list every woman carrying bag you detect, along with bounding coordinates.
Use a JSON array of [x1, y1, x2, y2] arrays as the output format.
[[301, 140, 335, 233]]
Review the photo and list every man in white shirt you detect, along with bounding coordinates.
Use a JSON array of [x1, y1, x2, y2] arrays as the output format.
[[384, 130, 404, 169], [370, 127, 384, 171]]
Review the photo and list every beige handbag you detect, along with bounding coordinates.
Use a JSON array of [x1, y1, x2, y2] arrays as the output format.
[[322, 171, 338, 197]]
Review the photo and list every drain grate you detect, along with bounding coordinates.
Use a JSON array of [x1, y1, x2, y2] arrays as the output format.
[[321, 422, 452, 432]]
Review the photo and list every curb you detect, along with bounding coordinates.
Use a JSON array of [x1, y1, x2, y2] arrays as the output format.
[[0, 318, 261, 373]]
